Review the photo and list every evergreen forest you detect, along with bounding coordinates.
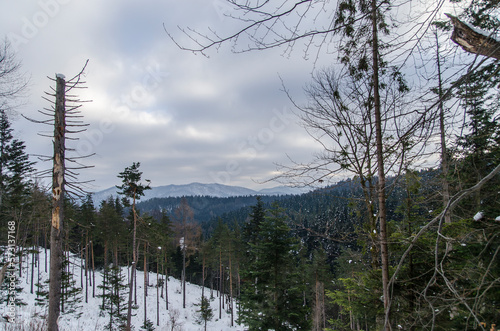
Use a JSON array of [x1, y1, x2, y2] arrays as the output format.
[[1, 0, 500, 330]]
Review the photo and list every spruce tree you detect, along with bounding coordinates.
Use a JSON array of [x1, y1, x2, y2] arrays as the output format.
[[98, 264, 128, 330], [238, 202, 310, 330], [243, 196, 265, 246], [195, 295, 213, 331], [60, 253, 82, 318], [0, 109, 35, 233]]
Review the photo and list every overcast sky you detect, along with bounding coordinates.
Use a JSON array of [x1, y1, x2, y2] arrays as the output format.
[[1, 0, 463, 194], [0, 0, 336, 192]]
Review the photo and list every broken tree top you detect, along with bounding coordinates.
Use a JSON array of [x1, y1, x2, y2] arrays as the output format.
[[446, 13, 500, 60], [56, 73, 66, 79]]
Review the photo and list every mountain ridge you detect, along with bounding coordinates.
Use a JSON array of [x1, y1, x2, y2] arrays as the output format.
[[92, 182, 309, 204]]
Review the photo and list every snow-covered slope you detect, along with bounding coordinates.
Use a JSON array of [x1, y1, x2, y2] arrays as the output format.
[[92, 182, 309, 205], [0, 248, 244, 331]]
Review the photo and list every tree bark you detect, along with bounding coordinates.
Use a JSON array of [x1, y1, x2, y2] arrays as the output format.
[[165, 253, 169, 310], [144, 242, 147, 326], [156, 253, 159, 326], [182, 244, 186, 309], [371, 1, 391, 329], [48, 75, 66, 331], [435, 32, 452, 224], [91, 238, 95, 298], [446, 13, 500, 60]]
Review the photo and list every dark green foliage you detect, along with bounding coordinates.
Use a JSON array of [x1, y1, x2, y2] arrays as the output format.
[[243, 196, 266, 246], [446, 0, 500, 224], [116, 162, 151, 203], [136, 194, 285, 230], [34, 279, 49, 309], [61, 254, 83, 318], [0, 110, 35, 244], [141, 318, 155, 331], [0, 261, 26, 307], [238, 202, 310, 330], [98, 264, 128, 330]]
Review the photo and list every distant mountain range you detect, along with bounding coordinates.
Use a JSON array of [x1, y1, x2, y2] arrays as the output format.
[[92, 182, 310, 205]]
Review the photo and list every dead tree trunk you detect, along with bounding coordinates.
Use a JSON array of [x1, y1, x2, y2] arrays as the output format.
[[446, 13, 500, 60], [48, 74, 66, 331]]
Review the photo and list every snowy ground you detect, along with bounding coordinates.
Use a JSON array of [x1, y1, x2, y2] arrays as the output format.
[[0, 248, 245, 331]]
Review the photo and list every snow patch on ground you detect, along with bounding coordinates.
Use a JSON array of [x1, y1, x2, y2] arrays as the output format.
[[0, 248, 245, 330]]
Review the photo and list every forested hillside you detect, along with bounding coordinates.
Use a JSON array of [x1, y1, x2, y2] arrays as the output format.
[[135, 194, 288, 225], [1, 0, 500, 330]]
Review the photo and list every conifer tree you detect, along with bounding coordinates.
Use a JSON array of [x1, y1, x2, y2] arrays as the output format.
[[98, 263, 128, 330], [60, 253, 82, 318], [195, 295, 213, 331], [243, 196, 265, 246], [117, 162, 150, 331], [0, 109, 35, 236], [239, 202, 309, 330]]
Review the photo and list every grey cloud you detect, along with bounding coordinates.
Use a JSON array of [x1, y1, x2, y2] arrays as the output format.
[[2, 0, 322, 192]]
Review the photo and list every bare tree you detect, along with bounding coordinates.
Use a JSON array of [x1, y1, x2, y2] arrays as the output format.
[[0, 39, 28, 113], [24, 62, 93, 331]]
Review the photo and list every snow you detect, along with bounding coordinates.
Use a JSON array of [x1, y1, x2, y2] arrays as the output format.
[[1, 248, 245, 331], [473, 211, 484, 221], [461, 20, 500, 42], [56, 73, 66, 79]]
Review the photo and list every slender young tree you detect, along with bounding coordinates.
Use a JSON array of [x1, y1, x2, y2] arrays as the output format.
[[116, 162, 150, 331], [195, 295, 213, 331]]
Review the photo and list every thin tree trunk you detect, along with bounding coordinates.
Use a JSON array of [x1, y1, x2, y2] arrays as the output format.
[[202, 253, 205, 299], [182, 245, 186, 309], [80, 243, 84, 290], [229, 243, 234, 327], [435, 31, 451, 224], [91, 238, 95, 298], [126, 192, 138, 331], [156, 253, 159, 326], [85, 232, 88, 303], [112, 245, 118, 330], [370, 1, 390, 328], [102, 240, 108, 311], [165, 252, 169, 310], [45, 234, 48, 273], [219, 247, 222, 320], [30, 247, 35, 294], [144, 243, 148, 297], [144, 242, 147, 325]]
